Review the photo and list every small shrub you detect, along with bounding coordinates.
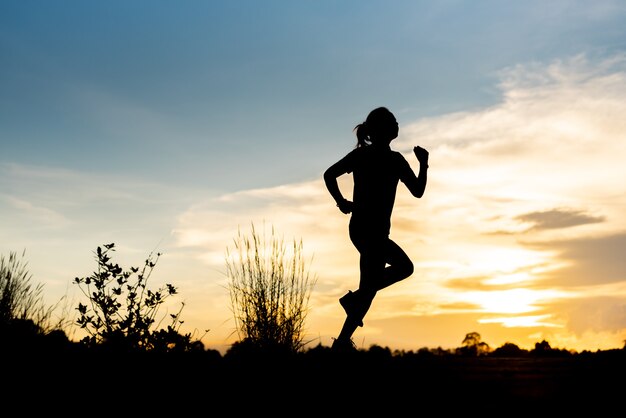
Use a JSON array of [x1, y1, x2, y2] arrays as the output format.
[[73, 243, 199, 352]]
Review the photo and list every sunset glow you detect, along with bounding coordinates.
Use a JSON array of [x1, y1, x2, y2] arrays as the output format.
[[2, 1, 626, 354]]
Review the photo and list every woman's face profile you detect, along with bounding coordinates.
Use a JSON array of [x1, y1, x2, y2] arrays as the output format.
[[379, 112, 399, 141]]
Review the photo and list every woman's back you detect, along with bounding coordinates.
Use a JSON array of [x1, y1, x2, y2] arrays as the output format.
[[349, 144, 413, 232]]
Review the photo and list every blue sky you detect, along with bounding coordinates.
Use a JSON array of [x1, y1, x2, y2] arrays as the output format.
[[2, 1, 626, 352], [4, 0, 624, 190]]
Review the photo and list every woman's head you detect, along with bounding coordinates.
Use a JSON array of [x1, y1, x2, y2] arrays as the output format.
[[354, 107, 399, 147]]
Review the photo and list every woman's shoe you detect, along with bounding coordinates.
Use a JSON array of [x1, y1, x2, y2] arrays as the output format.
[[339, 290, 364, 327], [331, 337, 357, 352]]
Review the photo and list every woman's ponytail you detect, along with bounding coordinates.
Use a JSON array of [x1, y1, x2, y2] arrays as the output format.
[[354, 107, 392, 147], [353, 122, 370, 148]]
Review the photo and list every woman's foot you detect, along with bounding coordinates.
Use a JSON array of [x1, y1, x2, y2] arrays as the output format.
[[331, 337, 357, 352], [339, 290, 364, 327]]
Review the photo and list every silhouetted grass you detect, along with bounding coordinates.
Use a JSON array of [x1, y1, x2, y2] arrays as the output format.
[[226, 223, 316, 352], [0, 250, 70, 338]]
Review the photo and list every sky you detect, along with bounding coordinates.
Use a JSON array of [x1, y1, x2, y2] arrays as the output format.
[[2, 0, 626, 354]]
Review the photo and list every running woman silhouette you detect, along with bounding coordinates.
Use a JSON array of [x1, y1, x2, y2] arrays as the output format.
[[323, 107, 429, 351]]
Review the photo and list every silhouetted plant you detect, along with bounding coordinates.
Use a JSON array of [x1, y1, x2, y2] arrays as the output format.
[[0, 250, 69, 336], [225, 223, 317, 353], [73, 243, 198, 352]]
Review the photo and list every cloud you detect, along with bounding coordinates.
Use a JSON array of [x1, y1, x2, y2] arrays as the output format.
[[172, 180, 356, 285], [515, 208, 605, 231], [1, 194, 70, 229], [0, 162, 198, 297], [526, 232, 626, 287], [563, 297, 626, 335]]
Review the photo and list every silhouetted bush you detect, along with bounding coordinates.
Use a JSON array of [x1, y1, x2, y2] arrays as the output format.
[[224, 337, 296, 362], [73, 243, 202, 352]]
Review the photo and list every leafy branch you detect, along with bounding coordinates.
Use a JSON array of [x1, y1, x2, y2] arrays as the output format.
[[73, 243, 198, 352]]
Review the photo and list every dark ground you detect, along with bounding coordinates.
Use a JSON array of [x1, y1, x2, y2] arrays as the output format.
[[7, 346, 624, 414]]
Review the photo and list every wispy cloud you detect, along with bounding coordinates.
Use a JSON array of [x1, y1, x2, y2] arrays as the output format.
[[0, 162, 198, 290], [1, 194, 70, 229], [515, 208, 605, 231], [527, 232, 626, 287]]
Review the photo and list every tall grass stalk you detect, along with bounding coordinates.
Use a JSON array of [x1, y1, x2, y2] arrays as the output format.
[[0, 250, 68, 334], [226, 223, 316, 352]]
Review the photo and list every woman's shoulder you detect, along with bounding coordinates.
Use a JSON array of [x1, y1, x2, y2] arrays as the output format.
[[346, 146, 368, 158], [388, 150, 412, 169], [389, 149, 409, 160]]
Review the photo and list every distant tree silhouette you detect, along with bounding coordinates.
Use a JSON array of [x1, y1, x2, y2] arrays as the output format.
[[457, 331, 491, 356], [431, 346, 454, 356], [225, 223, 316, 353], [491, 342, 529, 357], [531, 339, 573, 357], [366, 344, 393, 360], [533, 339, 552, 353]]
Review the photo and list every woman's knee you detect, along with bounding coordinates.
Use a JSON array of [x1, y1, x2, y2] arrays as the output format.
[[401, 260, 414, 278]]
